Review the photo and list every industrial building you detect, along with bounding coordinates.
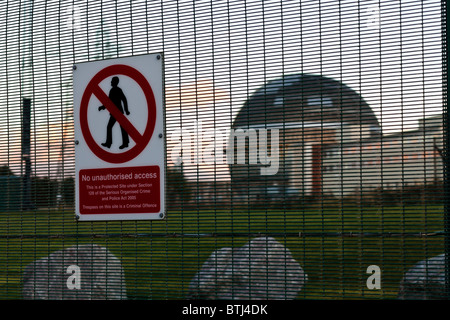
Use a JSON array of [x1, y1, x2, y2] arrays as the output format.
[[228, 74, 443, 203]]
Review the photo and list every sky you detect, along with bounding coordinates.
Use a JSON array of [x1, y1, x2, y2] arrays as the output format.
[[0, 0, 443, 181]]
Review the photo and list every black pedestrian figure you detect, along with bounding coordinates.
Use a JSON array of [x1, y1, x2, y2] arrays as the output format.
[[98, 76, 130, 149]]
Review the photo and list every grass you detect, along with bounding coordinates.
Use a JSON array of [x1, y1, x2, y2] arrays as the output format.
[[0, 204, 444, 299]]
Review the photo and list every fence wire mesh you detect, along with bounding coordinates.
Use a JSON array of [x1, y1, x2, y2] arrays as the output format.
[[0, 0, 446, 300]]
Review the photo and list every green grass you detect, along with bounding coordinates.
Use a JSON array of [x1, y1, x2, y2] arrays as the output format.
[[0, 205, 444, 299]]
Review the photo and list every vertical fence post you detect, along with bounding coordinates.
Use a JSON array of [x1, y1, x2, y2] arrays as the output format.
[[21, 98, 32, 210]]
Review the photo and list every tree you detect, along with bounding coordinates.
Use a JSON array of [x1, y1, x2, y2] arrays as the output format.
[[31, 176, 58, 208], [166, 166, 192, 209], [0, 166, 20, 211], [0, 165, 14, 176], [61, 177, 75, 205]]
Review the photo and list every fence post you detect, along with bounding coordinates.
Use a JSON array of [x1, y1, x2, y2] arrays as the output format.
[[21, 98, 32, 210]]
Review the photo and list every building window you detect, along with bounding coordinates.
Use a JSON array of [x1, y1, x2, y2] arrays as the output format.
[[307, 96, 333, 108], [273, 96, 284, 107]]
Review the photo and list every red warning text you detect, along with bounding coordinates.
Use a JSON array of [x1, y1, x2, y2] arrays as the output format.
[[79, 166, 160, 215]]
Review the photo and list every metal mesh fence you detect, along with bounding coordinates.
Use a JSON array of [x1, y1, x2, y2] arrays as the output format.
[[0, 0, 446, 300]]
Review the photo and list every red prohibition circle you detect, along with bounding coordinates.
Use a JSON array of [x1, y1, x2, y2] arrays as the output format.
[[80, 64, 157, 164]]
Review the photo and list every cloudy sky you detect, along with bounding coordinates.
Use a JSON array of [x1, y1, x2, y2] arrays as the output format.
[[0, 0, 443, 180]]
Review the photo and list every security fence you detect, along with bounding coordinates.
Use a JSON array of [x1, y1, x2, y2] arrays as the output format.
[[0, 0, 447, 300]]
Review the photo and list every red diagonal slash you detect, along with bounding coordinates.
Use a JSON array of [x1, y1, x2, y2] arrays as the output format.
[[92, 84, 143, 145], [79, 64, 157, 164]]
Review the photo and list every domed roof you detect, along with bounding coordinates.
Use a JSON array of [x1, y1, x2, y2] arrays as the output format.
[[232, 73, 380, 133]]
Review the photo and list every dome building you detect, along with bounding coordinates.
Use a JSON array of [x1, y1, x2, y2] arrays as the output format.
[[228, 73, 381, 203]]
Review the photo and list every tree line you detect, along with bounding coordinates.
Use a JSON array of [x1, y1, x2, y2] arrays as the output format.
[[0, 165, 74, 210], [0, 165, 191, 210]]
